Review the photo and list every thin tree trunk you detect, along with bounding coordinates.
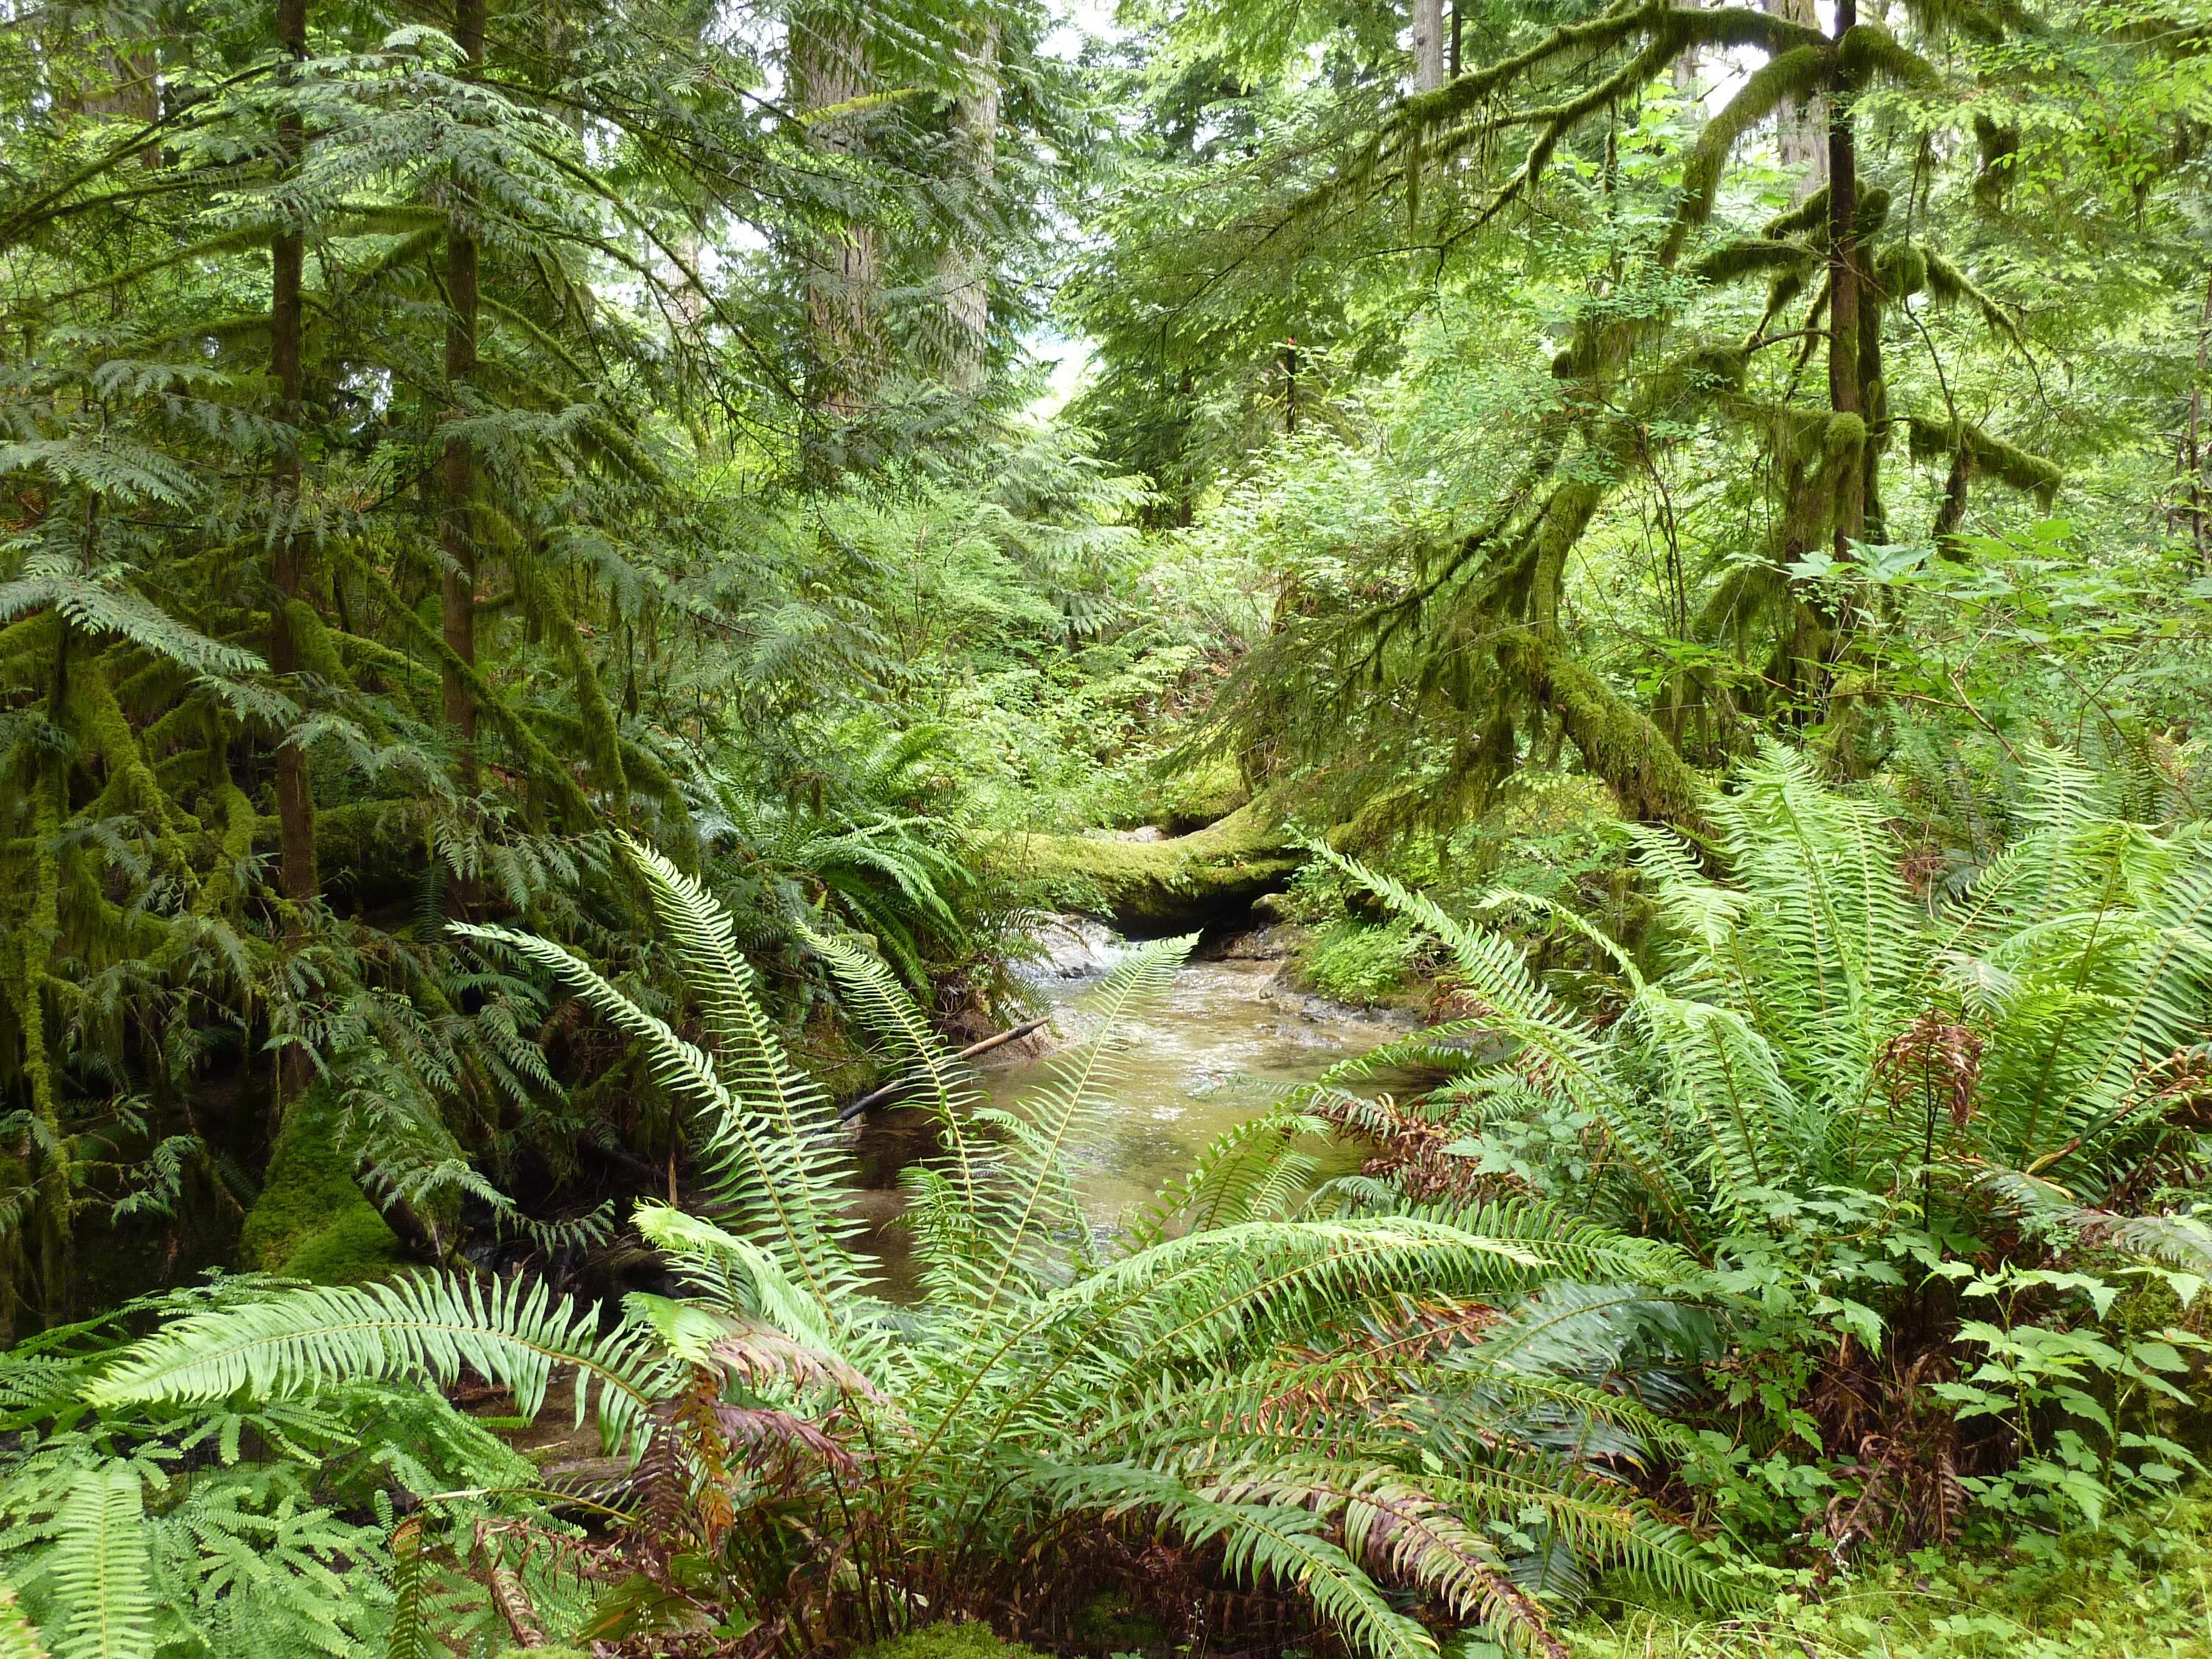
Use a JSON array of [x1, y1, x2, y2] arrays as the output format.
[[441, 0, 484, 782], [1411, 0, 1446, 91], [2190, 266, 2212, 572], [936, 18, 998, 392], [270, 0, 316, 908], [1449, 0, 1461, 77], [1826, 0, 1863, 557]]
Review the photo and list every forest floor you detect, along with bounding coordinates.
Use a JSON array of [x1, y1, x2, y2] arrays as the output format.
[[1568, 1492, 2212, 1658]]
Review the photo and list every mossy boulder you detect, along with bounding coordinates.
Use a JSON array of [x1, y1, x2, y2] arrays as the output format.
[[238, 1086, 404, 1284], [854, 1624, 1048, 1659], [1006, 801, 1304, 935]]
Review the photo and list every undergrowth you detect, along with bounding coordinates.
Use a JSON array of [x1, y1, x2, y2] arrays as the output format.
[[1567, 1491, 2212, 1658]]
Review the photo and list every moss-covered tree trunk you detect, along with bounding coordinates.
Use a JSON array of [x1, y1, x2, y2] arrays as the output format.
[[1826, 0, 1865, 557], [269, 0, 317, 911], [439, 0, 485, 787]]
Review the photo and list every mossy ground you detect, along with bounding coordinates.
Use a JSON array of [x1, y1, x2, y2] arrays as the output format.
[[237, 1086, 404, 1283], [1568, 1492, 2212, 1659], [853, 1624, 1048, 1659]]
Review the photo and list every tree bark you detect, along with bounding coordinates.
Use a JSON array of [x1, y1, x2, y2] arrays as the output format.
[[1411, 0, 1446, 91], [793, 6, 881, 457], [1826, 0, 1863, 557], [936, 19, 998, 392], [440, 0, 484, 783], [1766, 0, 1826, 198], [270, 0, 317, 908]]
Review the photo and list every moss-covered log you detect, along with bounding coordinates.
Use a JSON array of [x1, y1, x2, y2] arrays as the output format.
[[1002, 801, 1304, 934], [237, 1088, 403, 1284]]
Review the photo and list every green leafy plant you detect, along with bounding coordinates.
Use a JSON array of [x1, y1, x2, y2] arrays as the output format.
[[1324, 745, 2212, 1543], [0, 1280, 574, 1659]]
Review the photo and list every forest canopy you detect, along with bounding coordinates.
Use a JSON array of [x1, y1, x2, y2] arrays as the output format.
[[3, 0, 2212, 1653]]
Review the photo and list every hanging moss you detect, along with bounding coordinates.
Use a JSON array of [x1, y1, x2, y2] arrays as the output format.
[[1905, 415, 2062, 511], [1692, 238, 1815, 291], [1854, 184, 1893, 241], [1837, 24, 1936, 87], [237, 1085, 403, 1284], [1874, 241, 1929, 301], [1765, 186, 1830, 242], [1502, 638, 1711, 834], [1666, 46, 1832, 262], [1922, 251, 2026, 348]]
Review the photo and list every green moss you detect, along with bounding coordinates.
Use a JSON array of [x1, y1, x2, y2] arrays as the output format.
[[1147, 754, 1250, 832], [853, 1624, 1046, 1659], [1565, 1489, 2212, 1659], [238, 1087, 403, 1284], [1005, 801, 1303, 932], [1506, 641, 1711, 833]]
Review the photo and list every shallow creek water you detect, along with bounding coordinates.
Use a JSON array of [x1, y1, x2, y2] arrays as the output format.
[[846, 918, 1421, 1295]]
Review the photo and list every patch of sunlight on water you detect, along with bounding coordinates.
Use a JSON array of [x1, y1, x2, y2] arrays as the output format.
[[848, 917, 1426, 1298]]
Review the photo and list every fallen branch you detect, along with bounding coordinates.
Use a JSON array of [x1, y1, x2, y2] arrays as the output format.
[[836, 1018, 1052, 1123]]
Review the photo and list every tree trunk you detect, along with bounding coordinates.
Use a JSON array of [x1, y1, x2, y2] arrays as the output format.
[[2190, 266, 2212, 572], [270, 0, 317, 908], [1411, 0, 1446, 91], [1826, 0, 1863, 557], [1766, 0, 1827, 198], [793, 6, 881, 458], [440, 0, 484, 783], [936, 19, 998, 392]]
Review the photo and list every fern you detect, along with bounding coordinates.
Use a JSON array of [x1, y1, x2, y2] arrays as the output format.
[[85, 1274, 669, 1456], [48, 1470, 150, 1659], [83, 841, 1711, 1658]]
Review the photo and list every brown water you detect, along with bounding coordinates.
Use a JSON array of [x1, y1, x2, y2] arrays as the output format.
[[847, 919, 1419, 1293]]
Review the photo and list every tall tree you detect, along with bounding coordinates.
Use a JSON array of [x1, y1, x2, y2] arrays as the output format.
[[440, 0, 486, 788], [1411, 0, 1445, 90], [793, 2, 883, 458], [270, 0, 318, 914], [938, 15, 1000, 392]]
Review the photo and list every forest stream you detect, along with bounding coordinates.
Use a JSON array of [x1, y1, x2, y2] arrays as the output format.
[[846, 917, 1420, 1296]]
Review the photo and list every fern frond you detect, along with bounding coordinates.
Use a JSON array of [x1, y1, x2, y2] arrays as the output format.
[[83, 1274, 670, 1455], [49, 1467, 150, 1659]]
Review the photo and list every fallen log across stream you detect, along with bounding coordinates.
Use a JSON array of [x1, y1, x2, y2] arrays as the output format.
[[1000, 801, 1306, 933]]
